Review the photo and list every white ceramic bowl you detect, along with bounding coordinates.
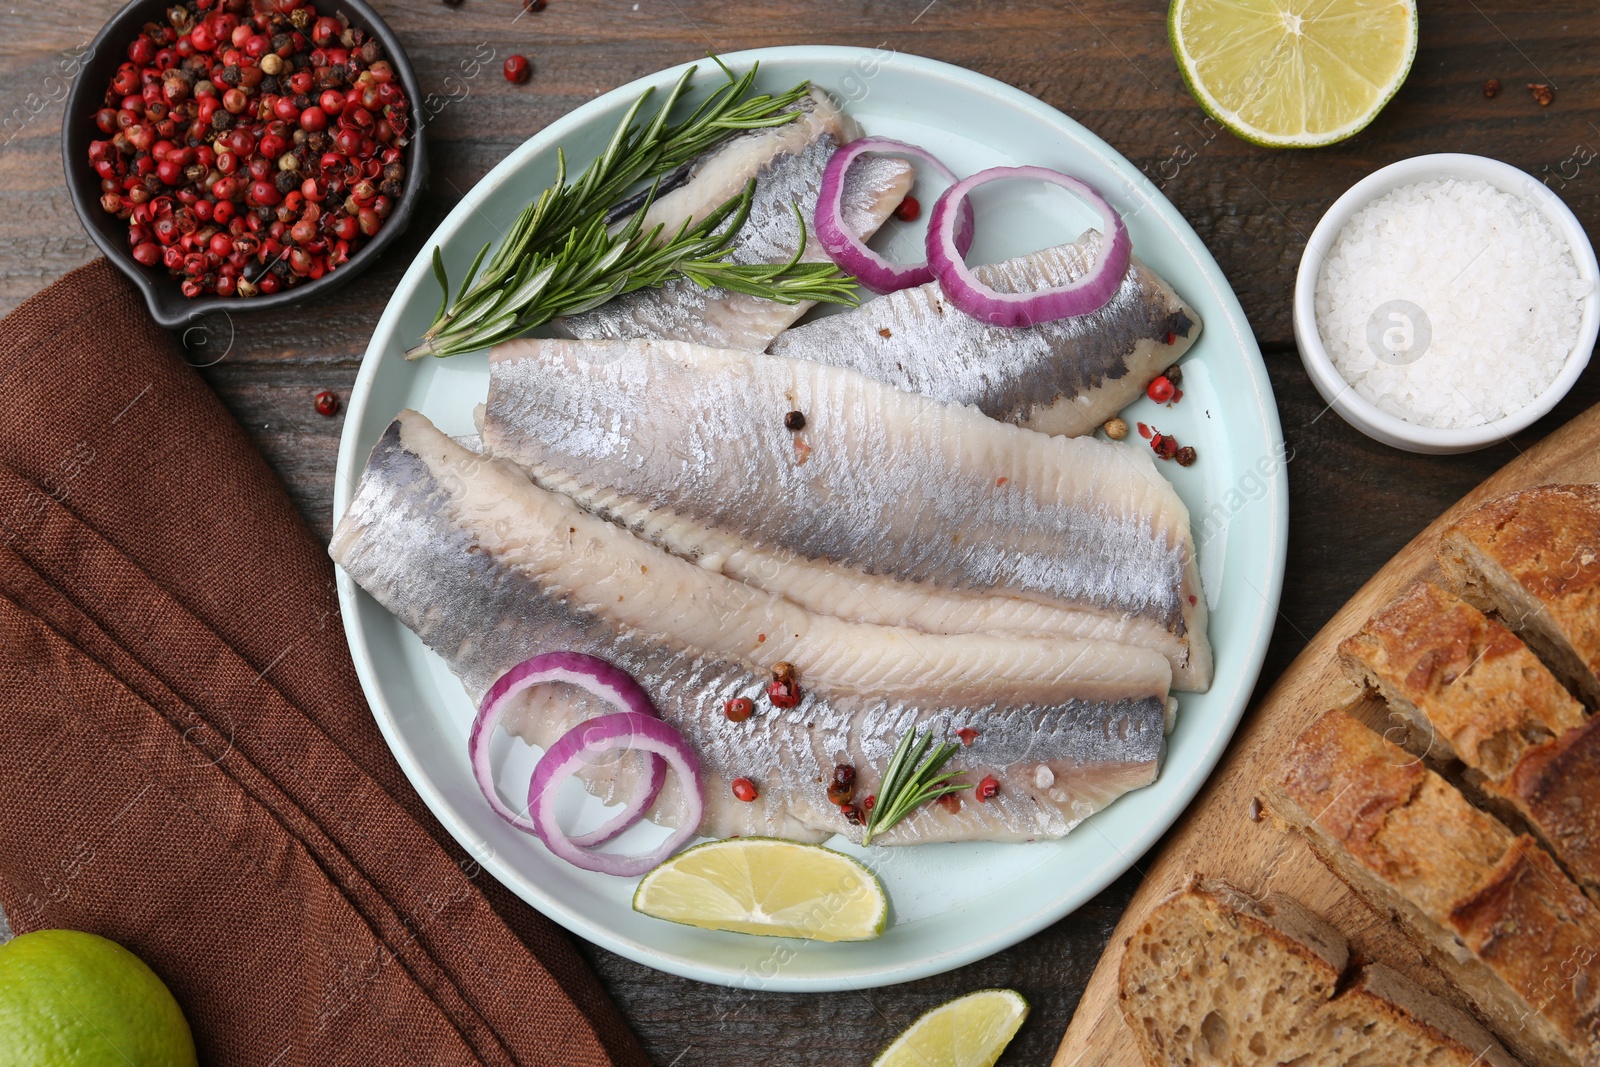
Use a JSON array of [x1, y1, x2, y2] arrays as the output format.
[[1293, 153, 1600, 454]]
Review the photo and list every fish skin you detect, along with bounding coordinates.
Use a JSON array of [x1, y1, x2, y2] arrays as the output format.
[[330, 411, 1170, 845], [482, 338, 1212, 690], [559, 87, 914, 352], [766, 230, 1202, 437]]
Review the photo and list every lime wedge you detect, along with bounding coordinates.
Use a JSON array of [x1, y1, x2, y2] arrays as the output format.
[[872, 989, 1030, 1067], [632, 838, 887, 941], [1170, 0, 1418, 147]]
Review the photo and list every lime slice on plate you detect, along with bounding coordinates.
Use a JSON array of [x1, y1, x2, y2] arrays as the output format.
[[1170, 0, 1418, 147], [872, 989, 1030, 1067], [632, 838, 887, 941]]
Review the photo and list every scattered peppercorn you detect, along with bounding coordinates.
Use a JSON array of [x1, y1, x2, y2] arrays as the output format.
[[1163, 331, 1176, 345], [784, 409, 806, 431], [731, 777, 758, 802], [936, 792, 961, 814], [1163, 363, 1182, 387], [955, 727, 978, 746], [723, 696, 754, 722], [975, 775, 1000, 802], [1529, 82, 1553, 107], [314, 390, 340, 416], [894, 195, 921, 222], [1149, 432, 1179, 461], [772, 661, 797, 685], [833, 764, 856, 788], [862, 795, 875, 814], [1137, 421, 1152, 439], [1175, 445, 1198, 467], [826, 779, 854, 805], [504, 54, 532, 84], [840, 803, 863, 825], [1483, 78, 1501, 99], [1102, 417, 1128, 440], [1147, 375, 1175, 404], [767, 678, 800, 708]]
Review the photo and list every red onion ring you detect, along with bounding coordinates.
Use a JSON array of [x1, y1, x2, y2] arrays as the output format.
[[814, 137, 974, 294], [469, 651, 665, 846], [528, 712, 703, 878], [926, 165, 1132, 327]]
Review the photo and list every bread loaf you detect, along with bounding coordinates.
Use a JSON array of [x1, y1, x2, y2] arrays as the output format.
[[1339, 580, 1585, 778], [1118, 877, 1522, 1067], [1438, 483, 1600, 706], [1265, 707, 1600, 1067]]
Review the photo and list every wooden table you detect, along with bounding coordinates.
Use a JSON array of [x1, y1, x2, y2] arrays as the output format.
[[4, 1, 1597, 1061]]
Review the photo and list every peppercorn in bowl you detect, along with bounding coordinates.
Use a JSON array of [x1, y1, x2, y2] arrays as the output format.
[[63, 0, 427, 329]]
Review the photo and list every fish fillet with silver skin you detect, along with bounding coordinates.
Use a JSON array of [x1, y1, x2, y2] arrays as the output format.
[[330, 411, 1171, 845], [557, 86, 914, 352], [766, 229, 1202, 437], [481, 338, 1212, 690]]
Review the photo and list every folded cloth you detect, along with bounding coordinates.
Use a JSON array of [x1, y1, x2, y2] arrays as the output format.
[[0, 259, 648, 1067]]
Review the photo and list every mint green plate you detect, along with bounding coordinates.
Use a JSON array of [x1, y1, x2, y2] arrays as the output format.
[[333, 46, 1287, 991]]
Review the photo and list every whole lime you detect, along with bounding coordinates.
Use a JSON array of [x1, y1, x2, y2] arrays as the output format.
[[0, 929, 197, 1067]]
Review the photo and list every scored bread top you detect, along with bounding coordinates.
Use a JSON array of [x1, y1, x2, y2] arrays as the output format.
[[1440, 483, 1600, 703], [1339, 580, 1586, 779], [1446, 842, 1600, 1059], [1492, 713, 1600, 904], [1275, 707, 1512, 917]]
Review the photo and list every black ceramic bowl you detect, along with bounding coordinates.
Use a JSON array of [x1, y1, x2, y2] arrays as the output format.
[[63, 0, 427, 329]]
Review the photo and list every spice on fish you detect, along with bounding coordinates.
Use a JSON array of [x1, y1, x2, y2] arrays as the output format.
[[768, 663, 801, 708], [955, 727, 978, 746], [723, 696, 754, 722], [784, 409, 806, 431], [731, 777, 758, 802], [1147, 375, 1175, 404], [975, 775, 1000, 802]]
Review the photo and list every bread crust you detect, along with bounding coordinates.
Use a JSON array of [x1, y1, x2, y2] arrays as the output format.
[[1119, 877, 1526, 1067], [1439, 483, 1600, 704], [1493, 714, 1600, 905], [1267, 707, 1600, 1067], [1339, 581, 1585, 778]]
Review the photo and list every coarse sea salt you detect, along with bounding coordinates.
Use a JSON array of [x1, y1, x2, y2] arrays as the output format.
[[1314, 178, 1589, 429]]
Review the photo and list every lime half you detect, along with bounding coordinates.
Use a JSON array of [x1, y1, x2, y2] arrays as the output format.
[[632, 838, 887, 941], [1170, 0, 1418, 147], [873, 989, 1030, 1067]]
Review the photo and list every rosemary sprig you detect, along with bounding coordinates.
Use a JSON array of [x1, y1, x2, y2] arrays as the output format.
[[861, 730, 969, 846], [406, 61, 857, 359]]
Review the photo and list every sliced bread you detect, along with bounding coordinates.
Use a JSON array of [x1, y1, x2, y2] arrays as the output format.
[[1489, 711, 1600, 906], [1339, 580, 1586, 779], [1438, 483, 1600, 706], [1265, 707, 1600, 1067], [1118, 877, 1522, 1067]]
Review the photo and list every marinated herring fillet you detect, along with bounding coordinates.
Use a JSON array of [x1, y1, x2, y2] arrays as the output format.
[[766, 230, 1201, 437], [331, 411, 1171, 846], [559, 87, 914, 352], [482, 337, 1212, 690]]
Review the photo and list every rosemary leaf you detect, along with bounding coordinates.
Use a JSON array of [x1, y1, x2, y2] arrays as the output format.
[[405, 62, 858, 360], [861, 730, 969, 846]]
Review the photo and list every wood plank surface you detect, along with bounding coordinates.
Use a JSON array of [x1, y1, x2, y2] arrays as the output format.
[[2, 1, 1599, 1063]]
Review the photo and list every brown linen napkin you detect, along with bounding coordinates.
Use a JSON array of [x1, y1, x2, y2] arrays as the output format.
[[0, 259, 649, 1067]]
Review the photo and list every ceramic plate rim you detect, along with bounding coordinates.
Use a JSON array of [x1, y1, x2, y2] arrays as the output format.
[[333, 45, 1288, 991]]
